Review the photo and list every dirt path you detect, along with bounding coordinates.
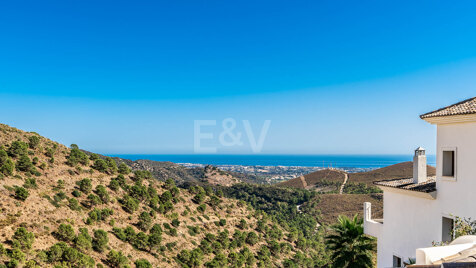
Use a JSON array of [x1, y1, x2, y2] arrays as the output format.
[[299, 176, 308, 188], [339, 173, 348, 194]]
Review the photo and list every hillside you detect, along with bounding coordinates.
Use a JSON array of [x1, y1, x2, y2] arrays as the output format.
[[348, 161, 436, 185], [277, 169, 345, 192], [301, 194, 383, 226], [0, 124, 329, 267], [110, 157, 263, 187], [280, 162, 436, 190]]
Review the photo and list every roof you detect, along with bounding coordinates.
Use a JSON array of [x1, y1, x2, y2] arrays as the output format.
[[374, 178, 436, 193], [421, 97, 476, 119]]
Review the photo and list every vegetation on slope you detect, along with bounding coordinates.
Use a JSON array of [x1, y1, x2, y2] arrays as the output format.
[[0, 124, 334, 267]]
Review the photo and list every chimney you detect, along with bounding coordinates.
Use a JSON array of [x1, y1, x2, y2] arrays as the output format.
[[413, 147, 427, 184]]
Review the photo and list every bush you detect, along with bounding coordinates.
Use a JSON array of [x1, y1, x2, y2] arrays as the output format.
[[66, 146, 89, 166], [14, 186, 29, 201], [95, 185, 109, 203], [16, 155, 33, 172], [246, 232, 259, 246], [92, 159, 108, 173], [171, 219, 180, 228], [57, 224, 76, 242], [0, 157, 15, 176], [75, 228, 92, 252], [77, 178, 92, 194], [28, 136, 40, 149], [68, 198, 81, 211], [137, 212, 152, 231], [118, 163, 130, 175], [148, 232, 162, 251], [8, 141, 28, 157], [177, 249, 204, 268], [108, 179, 120, 191], [106, 250, 129, 267], [133, 232, 149, 251], [92, 229, 108, 252], [121, 195, 139, 213], [197, 204, 206, 213], [12, 227, 34, 250], [135, 258, 152, 268], [23, 178, 37, 189], [72, 190, 82, 197], [47, 243, 64, 262]]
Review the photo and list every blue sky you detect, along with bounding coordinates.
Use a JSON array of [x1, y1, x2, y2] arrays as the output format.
[[1, 0, 476, 154]]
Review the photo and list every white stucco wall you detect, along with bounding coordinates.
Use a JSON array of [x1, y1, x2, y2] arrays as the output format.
[[365, 121, 476, 267]]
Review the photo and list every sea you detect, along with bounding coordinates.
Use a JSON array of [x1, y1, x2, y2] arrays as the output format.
[[110, 154, 436, 169]]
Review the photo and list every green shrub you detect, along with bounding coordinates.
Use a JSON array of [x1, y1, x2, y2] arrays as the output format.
[[77, 178, 92, 194], [137, 212, 152, 231], [57, 224, 76, 242], [0, 157, 15, 176], [12, 227, 35, 250], [72, 190, 82, 197], [92, 159, 108, 173], [197, 204, 206, 213], [245, 232, 259, 245], [108, 179, 120, 191], [106, 250, 129, 267], [121, 195, 139, 213], [135, 258, 152, 268], [28, 136, 40, 149], [95, 185, 109, 203], [16, 155, 33, 172], [66, 145, 89, 166], [8, 141, 28, 157], [92, 229, 108, 252], [75, 228, 92, 252], [118, 163, 130, 175], [14, 186, 29, 201], [133, 232, 149, 251], [47, 243, 64, 262], [68, 197, 81, 211], [23, 178, 37, 189]]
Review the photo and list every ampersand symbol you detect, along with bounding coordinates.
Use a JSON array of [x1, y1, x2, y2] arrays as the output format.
[[219, 118, 243, 146]]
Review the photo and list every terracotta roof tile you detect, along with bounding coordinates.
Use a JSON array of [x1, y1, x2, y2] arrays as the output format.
[[421, 97, 476, 119], [374, 178, 436, 193]]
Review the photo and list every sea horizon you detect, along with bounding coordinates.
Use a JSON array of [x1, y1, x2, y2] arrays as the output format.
[[109, 154, 437, 169]]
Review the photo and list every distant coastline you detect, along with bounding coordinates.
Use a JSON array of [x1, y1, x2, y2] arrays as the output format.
[[109, 154, 437, 169]]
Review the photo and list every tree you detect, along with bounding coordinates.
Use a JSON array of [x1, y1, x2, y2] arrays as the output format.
[[95, 185, 110, 203], [92, 159, 108, 173], [8, 141, 28, 157], [12, 227, 35, 250], [92, 229, 109, 252], [28, 136, 40, 149], [16, 155, 33, 172], [137, 212, 152, 231], [75, 228, 92, 252], [77, 178, 92, 194], [106, 250, 129, 267], [121, 195, 139, 213], [326, 215, 375, 268], [57, 224, 76, 242], [245, 232, 258, 246], [14, 186, 29, 201], [135, 258, 152, 268], [118, 163, 130, 175]]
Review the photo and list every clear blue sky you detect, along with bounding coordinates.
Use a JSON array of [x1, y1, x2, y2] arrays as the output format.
[[1, 0, 476, 154]]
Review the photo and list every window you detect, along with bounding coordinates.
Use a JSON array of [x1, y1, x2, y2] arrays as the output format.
[[442, 150, 455, 177], [393, 255, 402, 267], [442, 217, 454, 242]]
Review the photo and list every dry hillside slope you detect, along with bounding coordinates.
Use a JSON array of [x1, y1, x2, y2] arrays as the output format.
[[0, 124, 320, 267]]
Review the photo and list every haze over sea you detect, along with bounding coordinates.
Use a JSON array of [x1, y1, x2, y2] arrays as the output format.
[[111, 154, 436, 169]]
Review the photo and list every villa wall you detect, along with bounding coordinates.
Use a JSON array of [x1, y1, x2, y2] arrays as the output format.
[[369, 121, 476, 267]]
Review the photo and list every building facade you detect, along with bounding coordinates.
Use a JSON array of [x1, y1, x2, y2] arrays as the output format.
[[364, 97, 476, 267]]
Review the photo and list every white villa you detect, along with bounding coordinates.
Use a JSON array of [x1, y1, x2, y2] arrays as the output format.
[[363, 97, 476, 267]]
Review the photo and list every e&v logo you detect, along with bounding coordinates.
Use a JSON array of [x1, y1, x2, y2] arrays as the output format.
[[194, 118, 271, 153]]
